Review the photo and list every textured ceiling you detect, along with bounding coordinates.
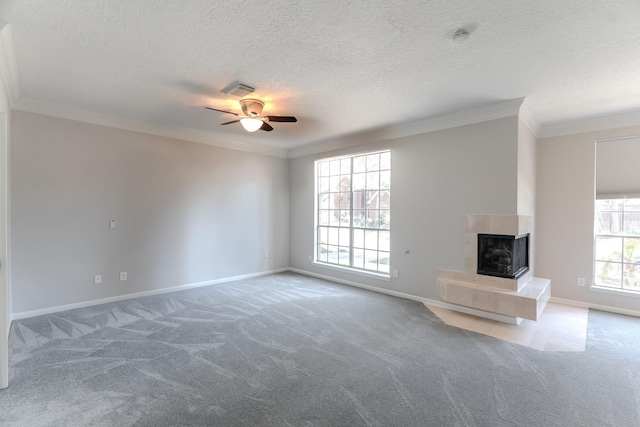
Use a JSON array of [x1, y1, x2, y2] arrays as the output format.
[[1, 0, 640, 154]]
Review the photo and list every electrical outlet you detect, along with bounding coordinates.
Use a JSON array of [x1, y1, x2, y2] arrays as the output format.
[[577, 277, 586, 287], [393, 269, 399, 279], [264, 251, 269, 259], [110, 218, 116, 229], [308, 255, 312, 262], [94, 274, 102, 284], [120, 272, 127, 281]]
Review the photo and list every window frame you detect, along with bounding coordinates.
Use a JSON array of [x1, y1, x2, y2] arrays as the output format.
[[593, 197, 640, 293], [314, 150, 391, 278]]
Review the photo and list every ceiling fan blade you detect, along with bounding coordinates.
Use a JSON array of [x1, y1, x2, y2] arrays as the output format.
[[259, 122, 274, 132], [205, 106, 240, 116], [266, 116, 297, 122], [220, 120, 240, 125]]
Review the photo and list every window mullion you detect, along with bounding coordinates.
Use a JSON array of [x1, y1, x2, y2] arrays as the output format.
[[349, 157, 354, 268]]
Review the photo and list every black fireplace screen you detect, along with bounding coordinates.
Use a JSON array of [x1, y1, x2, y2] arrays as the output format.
[[477, 234, 529, 279]]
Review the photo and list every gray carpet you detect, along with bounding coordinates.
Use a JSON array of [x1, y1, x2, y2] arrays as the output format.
[[1, 272, 639, 426]]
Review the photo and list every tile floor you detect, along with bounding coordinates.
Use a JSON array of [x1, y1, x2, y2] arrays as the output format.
[[424, 302, 588, 352]]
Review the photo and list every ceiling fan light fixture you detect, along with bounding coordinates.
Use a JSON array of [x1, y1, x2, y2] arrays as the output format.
[[240, 118, 263, 132]]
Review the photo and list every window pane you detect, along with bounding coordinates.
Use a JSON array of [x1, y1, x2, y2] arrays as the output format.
[[329, 210, 339, 226], [339, 192, 350, 209], [366, 210, 378, 227], [318, 245, 328, 262], [353, 210, 365, 228], [596, 199, 624, 211], [365, 230, 378, 250], [353, 229, 364, 249], [318, 193, 329, 209], [339, 175, 350, 191], [318, 227, 328, 244], [353, 249, 364, 269], [595, 236, 622, 261], [364, 250, 378, 270], [330, 160, 340, 175], [366, 172, 379, 190], [319, 162, 330, 177], [595, 261, 622, 288], [624, 199, 640, 211], [319, 177, 330, 193], [366, 154, 380, 171], [339, 228, 350, 247], [380, 151, 390, 170], [378, 252, 390, 273], [352, 173, 365, 191], [353, 156, 366, 173], [623, 213, 640, 236], [330, 175, 340, 191], [380, 191, 391, 210], [380, 170, 390, 190], [352, 190, 366, 209], [327, 245, 339, 264], [364, 192, 377, 210], [379, 230, 390, 252], [326, 193, 337, 209], [379, 210, 390, 230], [328, 227, 339, 245], [339, 210, 350, 226], [338, 247, 350, 266], [623, 263, 640, 291], [623, 238, 640, 263], [319, 210, 329, 226], [596, 211, 623, 235], [340, 158, 351, 174]]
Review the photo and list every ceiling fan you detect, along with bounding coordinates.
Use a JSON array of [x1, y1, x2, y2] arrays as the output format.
[[205, 98, 297, 132]]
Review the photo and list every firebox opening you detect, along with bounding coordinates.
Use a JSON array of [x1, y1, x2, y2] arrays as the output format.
[[477, 233, 529, 279]]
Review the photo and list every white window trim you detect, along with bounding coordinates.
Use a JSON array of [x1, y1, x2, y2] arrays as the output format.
[[314, 149, 391, 277], [589, 285, 640, 299], [312, 261, 391, 281]]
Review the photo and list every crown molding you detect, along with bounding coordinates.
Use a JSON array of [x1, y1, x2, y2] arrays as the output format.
[[0, 22, 20, 108], [518, 98, 541, 136], [288, 98, 525, 158], [12, 98, 288, 158], [539, 108, 640, 139]]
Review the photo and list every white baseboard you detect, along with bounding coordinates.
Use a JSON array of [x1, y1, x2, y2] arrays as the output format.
[[549, 296, 640, 318], [288, 267, 429, 303], [11, 268, 289, 321]]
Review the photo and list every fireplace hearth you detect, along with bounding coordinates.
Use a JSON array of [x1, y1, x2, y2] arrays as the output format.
[[437, 214, 549, 323], [477, 234, 529, 279]]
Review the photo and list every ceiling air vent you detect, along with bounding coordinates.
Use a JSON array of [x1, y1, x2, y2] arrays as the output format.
[[221, 82, 255, 98]]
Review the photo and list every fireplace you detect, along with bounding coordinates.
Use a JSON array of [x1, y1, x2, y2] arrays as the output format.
[[477, 234, 529, 279]]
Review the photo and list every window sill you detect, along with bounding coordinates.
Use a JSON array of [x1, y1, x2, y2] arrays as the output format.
[[590, 285, 640, 299], [312, 262, 391, 282]]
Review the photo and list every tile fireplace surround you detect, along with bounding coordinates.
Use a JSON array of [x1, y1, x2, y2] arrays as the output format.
[[437, 214, 550, 324]]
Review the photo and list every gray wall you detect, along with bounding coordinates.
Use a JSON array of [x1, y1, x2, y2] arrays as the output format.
[[289, 116, 520, 300], [11, 111, 289, 314], [536, 125, 640, 312]]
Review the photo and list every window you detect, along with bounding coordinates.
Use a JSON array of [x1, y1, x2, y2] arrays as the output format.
[[594, 198, 640, 291], [315, 150, 391, 275]]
